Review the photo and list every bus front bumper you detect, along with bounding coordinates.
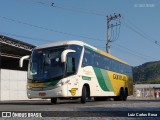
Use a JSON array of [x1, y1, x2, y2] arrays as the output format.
[[27, 85, 67, 99]]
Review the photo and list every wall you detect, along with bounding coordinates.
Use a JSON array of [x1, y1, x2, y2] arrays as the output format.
[[133, 84, 160, 99], [0, 69, 29, 100]]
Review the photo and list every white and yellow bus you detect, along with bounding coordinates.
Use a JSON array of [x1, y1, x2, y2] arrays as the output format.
[[20, 40, 133, 104]]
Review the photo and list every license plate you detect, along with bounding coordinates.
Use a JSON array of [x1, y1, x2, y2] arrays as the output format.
[[39, 93, 46, 96]]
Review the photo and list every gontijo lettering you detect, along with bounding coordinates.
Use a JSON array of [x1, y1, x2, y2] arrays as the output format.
[[113, 74, 127, 81]]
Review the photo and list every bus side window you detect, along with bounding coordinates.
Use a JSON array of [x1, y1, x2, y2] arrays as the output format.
[[67, 57, 76, 75], [103, 57, 107, 70], [104, 57, 110, 70], [94, 53, 100, 68], [119, 63, 123, 74], [82, 48, 93, 67]]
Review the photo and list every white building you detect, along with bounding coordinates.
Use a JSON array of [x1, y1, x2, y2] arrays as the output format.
[[134, 84, 160, 98], [0, 35, 35, 101]]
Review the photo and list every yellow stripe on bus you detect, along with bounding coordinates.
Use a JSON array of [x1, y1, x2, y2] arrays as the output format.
[[107, 71, 129, 96], [28, 83, 45, 88], [97, 49, 129, 65]]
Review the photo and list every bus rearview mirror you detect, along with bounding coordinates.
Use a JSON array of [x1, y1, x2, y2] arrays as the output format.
[[61, 49, 76, 63], [19, 55, 30, 68]]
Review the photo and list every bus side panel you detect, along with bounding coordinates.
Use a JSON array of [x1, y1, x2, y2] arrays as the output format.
[[78, 66, 115, 97], [92, 67, 133, 96], [107, 71, 133, 96], [92, 67, 115, 96], [65, 67, 98, 97]]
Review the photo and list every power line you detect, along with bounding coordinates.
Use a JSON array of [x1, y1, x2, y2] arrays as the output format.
[[113, 43, 158, 60], [23, 0, 160, 47], [17, 0, 160, 51], [0, 14, 158, 62], [106, 13, 121, 53], [33, 1, 160, 47], [27, 0, 106, 16], [122, 17, 160, 47], [51, 4, 106, 16], [1, 30, 158, 63], [0, 16, 105, 42], [1, 29, 156, 62], [124, 17, 160, 44], [2, 30, 155, 61], [110, 20, 121, 42], [0, 31, 54, 43], [0, 6, 158, 62], [97, 44, 156, 62], [110, 25, 115, 42], [111, 45, 149, 62], [44, 1, 160, 47], [111, 21, 121, 42]]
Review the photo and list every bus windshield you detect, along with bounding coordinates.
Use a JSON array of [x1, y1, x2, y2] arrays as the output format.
[[28, 47, 65, 82]]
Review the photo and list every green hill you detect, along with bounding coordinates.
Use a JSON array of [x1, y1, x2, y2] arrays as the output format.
[[133, 61, 160, 84]]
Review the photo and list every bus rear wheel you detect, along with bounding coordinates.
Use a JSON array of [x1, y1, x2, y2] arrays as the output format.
[[81, 86, 87, 103], [51, 98, 57, 104], [114, 88, 124, 101], [123, 89, 128, 101]]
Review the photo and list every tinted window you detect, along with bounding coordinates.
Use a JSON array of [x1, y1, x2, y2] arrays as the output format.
[[28, 47, 65, 81], [94, 52, 101, 68], [82, 47, 132, 76], [103, 57, 109, 70], [82, 48, 93, 67], [68, 45, 83, 72]]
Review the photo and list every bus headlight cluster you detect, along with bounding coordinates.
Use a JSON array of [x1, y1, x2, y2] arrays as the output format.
[[27, 85, 32, 89]]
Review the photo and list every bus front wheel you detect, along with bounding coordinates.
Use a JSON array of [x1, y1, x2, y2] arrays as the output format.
[[81, 86, 87, 103]]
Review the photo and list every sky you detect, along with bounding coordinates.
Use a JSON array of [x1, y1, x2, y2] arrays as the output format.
[[0, 0, 160, 66]]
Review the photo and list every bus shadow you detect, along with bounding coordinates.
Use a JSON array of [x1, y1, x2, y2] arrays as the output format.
[[0, 101, 51, 105], [0, 100, 83, 105], [78, 106, 160, 111], [0, 99, 160, 105]]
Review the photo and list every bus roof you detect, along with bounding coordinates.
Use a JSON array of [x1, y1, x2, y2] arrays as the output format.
[[35, 40, 129, 65]]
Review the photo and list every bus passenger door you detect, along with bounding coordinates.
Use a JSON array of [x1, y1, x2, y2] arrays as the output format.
[[66, 57, 79, 97]]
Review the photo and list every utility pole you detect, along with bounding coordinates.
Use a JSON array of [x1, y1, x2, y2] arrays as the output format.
[[106, 13, 121, 53]]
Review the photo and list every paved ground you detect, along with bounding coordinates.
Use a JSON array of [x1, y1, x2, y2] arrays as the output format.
[[0, 98, 160, 120]]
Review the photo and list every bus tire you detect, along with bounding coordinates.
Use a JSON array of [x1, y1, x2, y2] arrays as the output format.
[[114, 88, 124, 101], [81, 86, 87, 103], [123, 89, 128, 101], [119, 88, 124, 101], [51, 98, 57, 104]]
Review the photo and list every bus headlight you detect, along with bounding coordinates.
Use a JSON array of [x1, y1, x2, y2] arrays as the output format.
[[27, 85, 32, 89]]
